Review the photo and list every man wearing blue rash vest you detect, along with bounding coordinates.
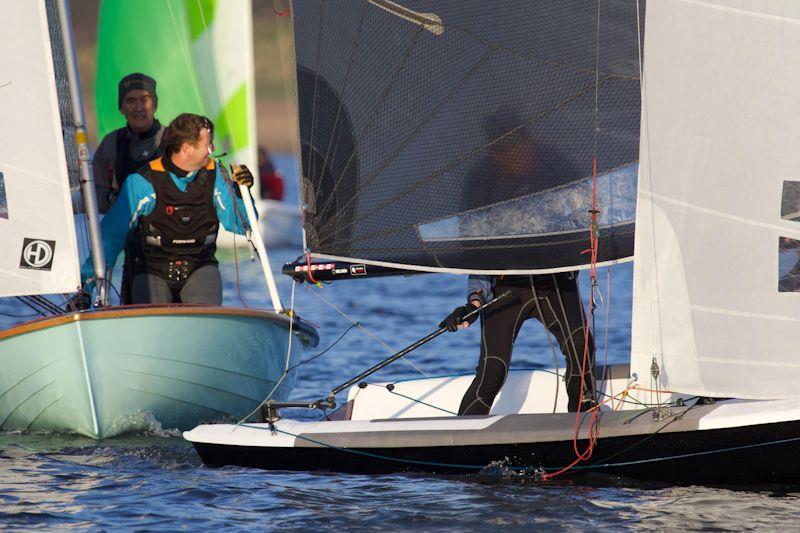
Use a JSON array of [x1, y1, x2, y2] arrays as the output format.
[[81, 113, 255, 305]]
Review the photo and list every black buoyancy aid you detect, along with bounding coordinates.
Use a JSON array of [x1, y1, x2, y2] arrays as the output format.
[[128, 157, 219, 284], [114, 120, 162, 188]]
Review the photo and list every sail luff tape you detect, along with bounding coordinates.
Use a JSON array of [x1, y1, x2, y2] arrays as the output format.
[[367, 0, 444, 36], [75, 131, 88, 145]]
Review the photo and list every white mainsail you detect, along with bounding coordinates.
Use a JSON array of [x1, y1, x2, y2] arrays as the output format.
[[0, 1, 81, 298], [631, 0, 800, 399]]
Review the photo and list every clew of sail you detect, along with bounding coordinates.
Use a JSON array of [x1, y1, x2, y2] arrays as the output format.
[[0, 1, 81, 298], [631, 0, 800, 399], [95, 0, 257, 171], [293, 0, 644, 274]]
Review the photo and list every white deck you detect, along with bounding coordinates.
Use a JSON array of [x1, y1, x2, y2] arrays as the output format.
[[344, 364, 682, 420]]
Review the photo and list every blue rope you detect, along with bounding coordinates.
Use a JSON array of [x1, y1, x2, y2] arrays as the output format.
[[241, 423, 532, 472], [551, 434, 800, 472], [241, 423, 800, 475]]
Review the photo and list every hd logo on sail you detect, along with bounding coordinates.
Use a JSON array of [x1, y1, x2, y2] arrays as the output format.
[[19, 238, 56, 271]]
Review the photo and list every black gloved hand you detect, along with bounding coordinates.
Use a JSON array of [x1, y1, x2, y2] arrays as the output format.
[[439, 303, 479, 332], [230, 163, 254, 188], [66, 289, 91, 312]]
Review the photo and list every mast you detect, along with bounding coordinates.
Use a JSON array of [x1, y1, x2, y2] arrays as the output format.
[[239, 0, 282, 311], [56, 0, 107, 305]]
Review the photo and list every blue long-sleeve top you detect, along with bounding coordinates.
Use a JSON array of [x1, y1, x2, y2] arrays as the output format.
[[82, 165, 253, 281], [467, 275, 495, 304]]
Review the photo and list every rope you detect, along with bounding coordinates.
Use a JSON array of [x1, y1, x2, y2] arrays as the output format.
[[304, 249, 319, 284], [286, 322, 359, 372], [304, 285, 429, 377], [237, 280, 300, 425], [238, 417, 800, 477], [272, 0, 290, 17], [241, 423, 531, 472], [543, 1, 605, 480], [561, 435, 800, 471], [375, 383, 458, 416]]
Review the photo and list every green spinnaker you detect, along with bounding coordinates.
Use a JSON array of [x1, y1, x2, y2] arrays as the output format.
[[95, 0, 250, 161]]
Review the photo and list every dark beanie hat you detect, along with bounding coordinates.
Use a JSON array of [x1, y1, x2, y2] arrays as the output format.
[[118, 73, 157, 109]]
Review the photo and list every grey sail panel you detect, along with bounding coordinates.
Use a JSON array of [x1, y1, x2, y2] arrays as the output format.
[[293, 0, 643, 273]]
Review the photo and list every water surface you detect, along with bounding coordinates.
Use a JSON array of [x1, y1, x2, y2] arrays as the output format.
[[1, 156, 798, 528]]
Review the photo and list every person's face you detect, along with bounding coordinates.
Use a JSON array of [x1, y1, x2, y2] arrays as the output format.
[[490, 138, 535, 178], [182, 128, 212, 170], [120, 89, 156, 133]]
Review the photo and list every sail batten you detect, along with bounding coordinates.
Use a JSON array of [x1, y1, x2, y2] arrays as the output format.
[[294, 1, 644, 273]]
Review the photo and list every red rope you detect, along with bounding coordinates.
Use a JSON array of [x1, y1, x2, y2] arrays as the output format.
[[223, 174, 250, 309], [542, 156, 601, 481], [273, 0, 290, 16], [305, 250, 318, 284]]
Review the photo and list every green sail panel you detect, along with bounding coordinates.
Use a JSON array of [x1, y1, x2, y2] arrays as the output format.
[[95, 0, 256, 170], [95, 0, 203, 137]]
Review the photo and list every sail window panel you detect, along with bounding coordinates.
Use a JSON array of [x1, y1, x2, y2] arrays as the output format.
[[294, 0, 643, 272], [780, 181, 800, 222], [0, 173, 7, 220], [778, 237, 800, 292], [419, 163, 637, 242]]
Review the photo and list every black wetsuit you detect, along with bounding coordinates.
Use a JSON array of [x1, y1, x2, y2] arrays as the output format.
[[459, 273, 595, 415]]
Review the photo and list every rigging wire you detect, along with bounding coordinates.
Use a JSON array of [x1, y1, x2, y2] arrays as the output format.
[[303, 284, 429, 377], [542, 0, 605, 481], [16, 296, 54, 317], [0, 309, 41, 319], [237, 279, 299, 425], [634, 0, 663, 410], [165, 1, 206, 120], [286, 322, 359, 373], [373, 383, 458, 416]]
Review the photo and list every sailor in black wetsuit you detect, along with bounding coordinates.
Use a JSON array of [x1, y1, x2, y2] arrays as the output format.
[[441, 108, 596, 415], [442, 274, 595, 415]]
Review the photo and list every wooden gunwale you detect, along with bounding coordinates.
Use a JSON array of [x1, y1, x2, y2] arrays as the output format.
[[0, 304, 318, 344]]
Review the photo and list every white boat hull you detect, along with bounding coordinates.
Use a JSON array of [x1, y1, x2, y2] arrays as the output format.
[[184, 367, 800, 484]]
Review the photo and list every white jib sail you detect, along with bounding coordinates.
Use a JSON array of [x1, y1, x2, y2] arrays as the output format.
[[0, 1, 81, 298], [630, 0, 800, 399]]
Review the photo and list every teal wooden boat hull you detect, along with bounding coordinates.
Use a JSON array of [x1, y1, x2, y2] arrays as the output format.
[[0, 305, 318, 439]]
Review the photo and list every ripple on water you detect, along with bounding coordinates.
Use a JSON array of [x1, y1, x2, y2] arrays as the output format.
[[2, 257, 800, 528]]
